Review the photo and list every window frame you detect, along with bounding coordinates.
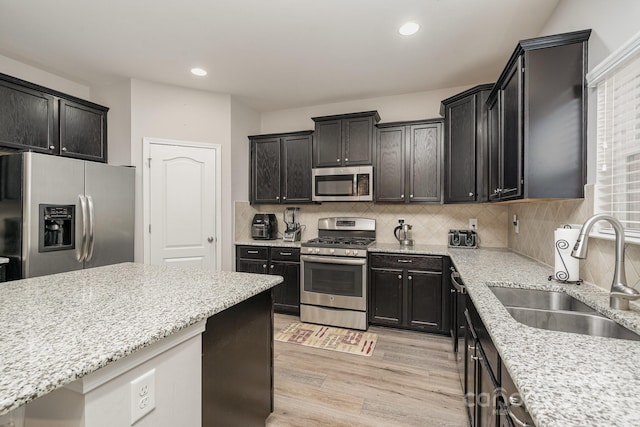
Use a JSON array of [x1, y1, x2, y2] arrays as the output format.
[[587, 30, 640, 244]]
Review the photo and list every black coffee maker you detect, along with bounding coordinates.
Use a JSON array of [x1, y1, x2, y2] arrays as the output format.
[[251, 213, 278, 240]]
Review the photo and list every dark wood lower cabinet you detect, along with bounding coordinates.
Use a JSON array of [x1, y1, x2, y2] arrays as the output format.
[[465, 291, 534, 427], [202, 289, 273, 427], [369, 253, 449, 333], [270, 260, 300, 314], [407, 270, 443, 331], [236, 245, 300, 315], [369, 268, 403, 326]]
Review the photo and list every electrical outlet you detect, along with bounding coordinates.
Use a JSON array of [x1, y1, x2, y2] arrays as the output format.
[[398, 218, 405, 224], [131, 369, 156, 425], [513, 214, 520, 234], [469, 218, 478, 231]]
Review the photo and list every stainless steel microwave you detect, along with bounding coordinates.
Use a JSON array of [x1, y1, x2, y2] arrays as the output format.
[[312, 166, 373, 202]]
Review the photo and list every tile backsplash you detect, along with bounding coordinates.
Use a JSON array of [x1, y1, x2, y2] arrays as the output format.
[[235, 184, 640, 293], [235, 201, 508, 247], [508, 185, 640, 291]]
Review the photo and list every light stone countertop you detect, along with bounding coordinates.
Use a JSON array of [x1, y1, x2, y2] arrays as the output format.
[[0, 262, 283, 416], [371, 243, 640, 426], [235, 239, 302, 248], [239, 240, 640, 426], [447, 248, 640, 427]]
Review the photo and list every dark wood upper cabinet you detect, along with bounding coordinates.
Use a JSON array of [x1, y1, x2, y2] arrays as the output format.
[[486, 29, 590, 201], [59, 99, 107, 162], [0, 73, 108, 162], [375, 119, 442, 203], [249, 130, 313, 204], [0, 79, 56, 154], [441, 84, 493, 203], [312, 111, 380, 167]]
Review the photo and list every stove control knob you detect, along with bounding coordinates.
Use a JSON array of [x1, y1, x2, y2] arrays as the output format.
[[329, 249, 335, 254], [345, 249, 352, 255], [314, 248, 320, 254], [307, 247, 314, 253], [353, 250, 359, 256]]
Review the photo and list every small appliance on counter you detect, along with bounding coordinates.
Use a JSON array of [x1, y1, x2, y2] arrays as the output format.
[[283, 207, 302, 242], [251, 213, 278, 240], [394, 219, 414, 246], [448, 229, 478, 248]]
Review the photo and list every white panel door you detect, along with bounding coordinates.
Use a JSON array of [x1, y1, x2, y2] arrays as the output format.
[[149, 143, 217, 269]]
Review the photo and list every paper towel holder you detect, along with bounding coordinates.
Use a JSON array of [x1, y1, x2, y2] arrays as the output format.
[[548, 224, 583, 284]]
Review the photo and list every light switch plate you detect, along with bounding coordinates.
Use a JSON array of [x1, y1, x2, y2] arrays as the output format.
[[130, 369, 156, 425]]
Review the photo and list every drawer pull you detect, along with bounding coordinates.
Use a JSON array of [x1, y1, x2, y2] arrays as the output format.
[[279, 252, 292, 256], [397, 259, 413, 263], [247, 250, 259, 254]]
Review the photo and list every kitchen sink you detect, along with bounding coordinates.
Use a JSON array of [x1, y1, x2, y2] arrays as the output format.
[[490, 287, 596, 313], [490, 287, 640, 341], [504, 307, 640, 341]]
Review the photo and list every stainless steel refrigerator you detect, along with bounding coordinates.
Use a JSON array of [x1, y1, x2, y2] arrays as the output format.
[[0, 152, 135, 281]]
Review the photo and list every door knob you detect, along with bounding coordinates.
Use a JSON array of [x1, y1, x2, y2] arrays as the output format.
[[207, 236, 214, 242]]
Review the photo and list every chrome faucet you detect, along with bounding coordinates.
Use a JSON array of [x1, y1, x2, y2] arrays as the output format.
[[571, 214, 640, 310]]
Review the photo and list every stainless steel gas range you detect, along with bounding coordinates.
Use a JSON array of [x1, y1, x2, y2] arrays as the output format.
[[300, 217, 375, 330]]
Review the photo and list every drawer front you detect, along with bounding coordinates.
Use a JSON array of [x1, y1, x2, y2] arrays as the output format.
[[237, 246, 269, 260], [369, 253, 442, 271], [270, 247, 300, 262]]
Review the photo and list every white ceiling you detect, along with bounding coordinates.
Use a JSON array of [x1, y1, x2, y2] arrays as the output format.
[[0, 0, 560, 112]]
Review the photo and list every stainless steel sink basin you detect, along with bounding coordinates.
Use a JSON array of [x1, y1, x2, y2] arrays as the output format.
[[489, 287, 640, 341], [505, 307, 640, 341], [490, 287, 596, 313]]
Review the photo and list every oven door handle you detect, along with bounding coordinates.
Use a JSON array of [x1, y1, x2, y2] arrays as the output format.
[[300, 255, 367, 266]]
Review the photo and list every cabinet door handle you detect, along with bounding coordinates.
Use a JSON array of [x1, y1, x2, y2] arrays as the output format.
[[283, 196, 287, 200], [471, 354, 479, 361], [397, 274, 402, 279], [262, 264, 267, 268], [397, 259, 413, 263], [61, 147, 67, 152], [468, 344, 476, 351], [336, 158, 340, 162], [410, 194, 414, 198], [509, 395, 523, 407], [247, 250, 259, 254], [270, 265, 274, 269], [279, 252, 292, 256], [469, 192, 474, 197], [408, 275, 413, 280], [345, 157, 349, 162], [400, 194, 405, 198], [49, 145, 55, 150], [276, 196, 280, 200]]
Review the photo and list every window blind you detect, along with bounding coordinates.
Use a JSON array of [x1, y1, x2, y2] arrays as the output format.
[[594, 50, 640, 237]]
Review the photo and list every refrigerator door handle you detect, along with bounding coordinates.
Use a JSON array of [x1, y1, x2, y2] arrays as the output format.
[[78, 195, 89, 262], [86, 195, 95, 262]]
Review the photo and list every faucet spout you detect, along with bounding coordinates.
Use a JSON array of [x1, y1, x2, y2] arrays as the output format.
[[571, 214, 640, 310]]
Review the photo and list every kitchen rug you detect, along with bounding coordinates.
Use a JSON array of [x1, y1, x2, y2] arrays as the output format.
[[275, 322, 378, 357]]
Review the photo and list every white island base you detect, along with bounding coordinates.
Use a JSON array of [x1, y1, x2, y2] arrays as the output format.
[[19, 321, 204, 427]]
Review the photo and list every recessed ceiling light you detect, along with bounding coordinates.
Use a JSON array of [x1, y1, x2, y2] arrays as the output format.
[[191, 67, 207, 76], [398, 22, 420, 36]]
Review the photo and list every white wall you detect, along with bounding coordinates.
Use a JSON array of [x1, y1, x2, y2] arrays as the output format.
[[230, 97, 260, 202], [91, 79, 132, 166], [259, 85, 473, 134], [538, 0, 640, 184], [130, 79, 234, 270], [0, 53, 90, 99]]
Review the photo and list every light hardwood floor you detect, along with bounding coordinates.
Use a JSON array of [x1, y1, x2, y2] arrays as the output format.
[[267, 314, 468, 427]]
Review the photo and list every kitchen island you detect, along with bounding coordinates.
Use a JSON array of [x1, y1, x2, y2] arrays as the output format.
[[0, 262, 282, 426]]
